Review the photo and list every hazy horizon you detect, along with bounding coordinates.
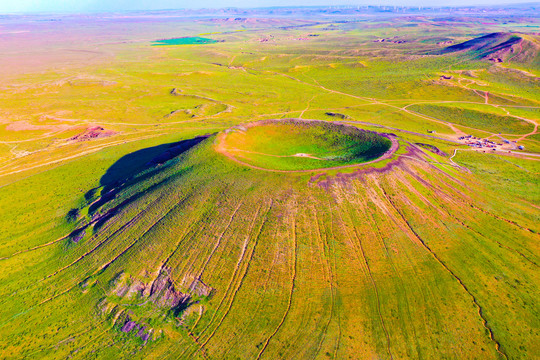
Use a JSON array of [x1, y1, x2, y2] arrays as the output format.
[[0, 0, 537, 14]]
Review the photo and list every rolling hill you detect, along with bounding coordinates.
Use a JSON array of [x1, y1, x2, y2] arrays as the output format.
[[431, 32, 540, 64], [1, 121, 537, 359]]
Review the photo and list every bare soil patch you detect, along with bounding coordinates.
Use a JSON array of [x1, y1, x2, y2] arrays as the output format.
[[69, 126, 117, 142]]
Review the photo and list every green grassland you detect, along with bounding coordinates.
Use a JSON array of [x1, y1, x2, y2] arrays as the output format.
[[0, 11, 539, 360], [409, 103, 534, 134]]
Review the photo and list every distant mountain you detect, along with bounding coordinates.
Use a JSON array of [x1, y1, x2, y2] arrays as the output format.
[[431, 32, 540, 64]]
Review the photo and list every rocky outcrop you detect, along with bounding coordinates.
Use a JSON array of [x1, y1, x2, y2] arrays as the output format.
[[111, 269, 191, 313], [69, 126, 116, 142], [120, 315, 152, 343]]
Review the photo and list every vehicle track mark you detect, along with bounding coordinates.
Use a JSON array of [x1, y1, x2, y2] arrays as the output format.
[[341, 202, 394, 360], [256, 201, 297, 360], [199, 204, 264, 347], [324, 199, 342, 360], [39, 188, 177, 283], [198, 201, 243, 279], [41, 211, 146, 281], [440, 202, 538, 268], [218, 202, 279, 359], [6, 193, 186, 325], [380, 186, 508, 360], [0, 235, 67, 261], [469, 203, 537, 234], [311, 202, 335, 360]]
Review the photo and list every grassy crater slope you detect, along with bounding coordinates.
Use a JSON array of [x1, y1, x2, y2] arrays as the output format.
[[218, 119, 393, 171], [0, 133, 538, 359]]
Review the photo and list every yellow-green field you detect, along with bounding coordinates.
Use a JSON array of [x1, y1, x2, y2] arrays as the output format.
[[0, 9, 539, 360]]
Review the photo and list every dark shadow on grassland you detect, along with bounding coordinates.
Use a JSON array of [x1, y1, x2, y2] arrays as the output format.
[[100, 135, 211, 188], [67, 135, 211, 235]]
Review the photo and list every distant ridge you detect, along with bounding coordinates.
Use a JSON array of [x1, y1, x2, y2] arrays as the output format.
[[431, 32, 540, 64]]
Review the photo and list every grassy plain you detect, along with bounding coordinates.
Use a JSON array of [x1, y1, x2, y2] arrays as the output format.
[[409, 103, 534, 134], [0, 9, 539, 360]]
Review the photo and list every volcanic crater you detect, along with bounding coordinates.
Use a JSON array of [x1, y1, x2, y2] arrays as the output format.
[[216, 119, 397, 172]]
